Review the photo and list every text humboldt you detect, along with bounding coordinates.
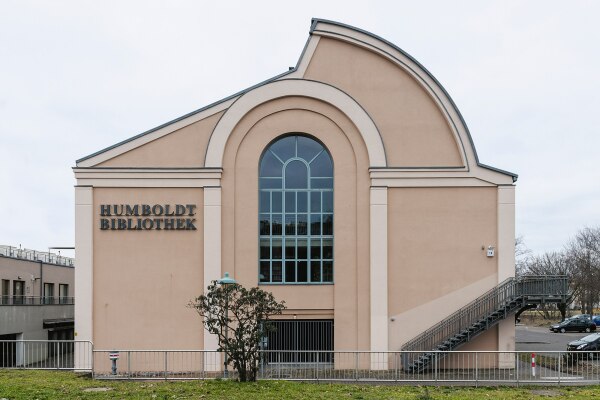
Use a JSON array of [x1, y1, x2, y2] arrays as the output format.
[[99, 204, 197, 231]]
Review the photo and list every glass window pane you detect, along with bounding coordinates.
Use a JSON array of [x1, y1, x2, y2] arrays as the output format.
[[322, 214, 333, 235], [271, 214, 282, 236], [298, 136, 323, 161], [297, 239, 307, 259], [272, 192, 282, 213], [260, 178, 282, 189], [309, 150, 333, 177], [272, 239, 282, 259], [272, 262, 282, 282], [310, 214, 321, 235], [285, 238, 296, 259], [311, 261, 321, 282], [260, 150, 283, 177], [323, 261, 333, 282], [285, 214, 296, 235], [323, 239, 333, 259], [285, 261, 296, 283], [259, 214, 270, 235], [285, 161, 308, 189], [322, 192, 333, 213], [297, 214, 307, 235], [310, 239, 321, 259], [311, 192, 321, 212], [269, 136, 295, 161], [297, 136, 323, 161], [260, 239, 270, 259], [311, 178, 333, 189], [285, 192, 296, 213], [260, 192, 270, 213], [260, 262, 270, 283], [297, 192, 307, 212], [297, 261, 308, 282]]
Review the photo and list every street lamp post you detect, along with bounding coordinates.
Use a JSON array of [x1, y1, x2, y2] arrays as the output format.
[[218, 272, 236, 378]]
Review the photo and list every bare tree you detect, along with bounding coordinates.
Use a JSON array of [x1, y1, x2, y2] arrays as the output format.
[[565, 227, 600, 316], [515, 235, 532, 277], [525, 251, 574, 320]]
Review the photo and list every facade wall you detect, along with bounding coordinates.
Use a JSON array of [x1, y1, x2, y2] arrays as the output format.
[[387, 187, 498, 350], [92, 188, 204, 349], [304, 37, 463, 168], [220, 96, 371, 351], [97, 111, 223, 168], [74, 19, 517, 356]]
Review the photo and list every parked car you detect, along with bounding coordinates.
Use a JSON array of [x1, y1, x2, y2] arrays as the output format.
[[571, 314, 591, 321], [550, 319, 597, 333], [566, 333, 600, 360], [592, 316, 600, 326]]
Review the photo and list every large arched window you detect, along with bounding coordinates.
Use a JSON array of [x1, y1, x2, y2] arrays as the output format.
[[259, 135, 333, 284]]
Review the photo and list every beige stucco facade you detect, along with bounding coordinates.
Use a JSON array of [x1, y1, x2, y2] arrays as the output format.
[[74, 19, 516, 357]]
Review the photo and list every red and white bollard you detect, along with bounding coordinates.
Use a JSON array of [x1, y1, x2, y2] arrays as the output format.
[[531, 353, 536, 377]]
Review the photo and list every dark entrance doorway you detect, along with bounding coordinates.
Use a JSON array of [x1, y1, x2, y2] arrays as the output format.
[[12, 280, 24, 304], [264, 319, 333, 363]]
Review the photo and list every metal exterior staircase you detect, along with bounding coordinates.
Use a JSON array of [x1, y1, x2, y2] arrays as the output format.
[[401, 275, 569, 373]]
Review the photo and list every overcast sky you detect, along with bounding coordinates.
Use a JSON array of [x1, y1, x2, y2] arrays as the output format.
[[1, 0, 598, 257]]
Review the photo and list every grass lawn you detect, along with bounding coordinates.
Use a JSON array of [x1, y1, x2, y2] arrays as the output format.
[[1, 370, 600, 399]]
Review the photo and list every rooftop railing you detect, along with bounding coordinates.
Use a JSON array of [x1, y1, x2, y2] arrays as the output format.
[[0, 245, 74, 267]]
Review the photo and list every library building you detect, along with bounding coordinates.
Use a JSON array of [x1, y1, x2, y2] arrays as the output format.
[[74, 19, 518, 367]]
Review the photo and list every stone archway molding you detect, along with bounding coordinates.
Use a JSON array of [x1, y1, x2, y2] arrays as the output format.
[[204, 79, 387, 168]]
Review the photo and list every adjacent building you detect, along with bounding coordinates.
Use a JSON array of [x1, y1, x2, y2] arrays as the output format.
[[0, 245, 74, 366]]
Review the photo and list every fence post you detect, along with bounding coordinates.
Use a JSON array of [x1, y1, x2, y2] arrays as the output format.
[[434, 351, 438, 383], [91, 343, 95, 378], [558, 351, 561, 386], [316, 352, 319, 382], [475, 352, 478, 387], [127, 351, 131, 379], [516, 351, 519, 387], [355, 352, 359, 382], [164, 351, 168, 380]]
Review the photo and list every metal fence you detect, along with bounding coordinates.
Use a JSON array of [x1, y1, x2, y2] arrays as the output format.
[[0, 296, 75, 305], [0, 340, 93, 370], [90, 349, 600, 384], [4, 342, 600, 385]]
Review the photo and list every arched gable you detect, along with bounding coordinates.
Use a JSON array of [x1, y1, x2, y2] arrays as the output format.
[[204, 79, 386, 168]]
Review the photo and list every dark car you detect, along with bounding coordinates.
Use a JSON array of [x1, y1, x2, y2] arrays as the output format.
[[550, 319, 597, 333], [566, 333, 600, 360]]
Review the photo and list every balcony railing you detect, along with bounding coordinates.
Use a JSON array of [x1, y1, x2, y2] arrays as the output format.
[[0, 296, 74, 306]]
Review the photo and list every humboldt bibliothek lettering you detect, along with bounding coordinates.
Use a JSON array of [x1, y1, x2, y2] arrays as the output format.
[[99, 204, 197, 231]]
